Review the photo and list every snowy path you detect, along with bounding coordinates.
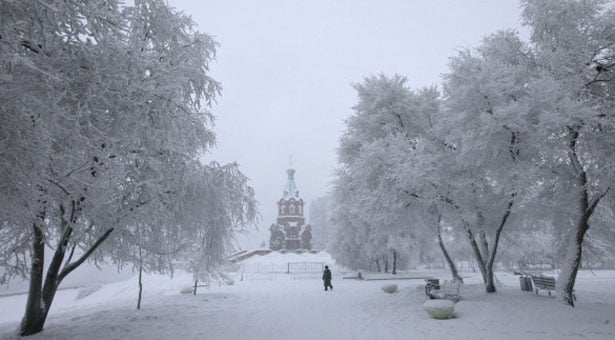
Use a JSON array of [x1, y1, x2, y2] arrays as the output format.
[[1, 277, 432, 339], [2, 272, 615, 339]]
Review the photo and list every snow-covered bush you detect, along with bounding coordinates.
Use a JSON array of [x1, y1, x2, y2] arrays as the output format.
[[423, 299, 455, 319], [381, 284, 398, 294]]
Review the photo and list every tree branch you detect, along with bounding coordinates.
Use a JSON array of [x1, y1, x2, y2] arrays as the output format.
[[45, 178, 70, 196], [503, 125, 520, 161], [63, 243, 76, 270], [58, 228, 114, 283], [566, 126, 584, 176], [64, 160, 90, 178], [20, 40, 43, 54], [487, 193, 515, 271], [587, 187, 609, 216]]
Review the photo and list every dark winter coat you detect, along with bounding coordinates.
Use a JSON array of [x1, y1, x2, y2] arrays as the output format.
[[322, 268, 332, 281]]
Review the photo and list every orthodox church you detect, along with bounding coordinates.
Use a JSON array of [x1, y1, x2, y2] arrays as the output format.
[[269, 168, 312, 251]]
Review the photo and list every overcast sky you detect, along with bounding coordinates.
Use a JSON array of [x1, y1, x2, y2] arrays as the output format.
[[168, 0, 527, 249]]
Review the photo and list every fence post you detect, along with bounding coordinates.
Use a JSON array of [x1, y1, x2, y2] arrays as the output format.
[[287, 262, 290, 274]]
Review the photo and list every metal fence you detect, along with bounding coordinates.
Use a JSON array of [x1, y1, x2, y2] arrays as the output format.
[[287, 262, 324, 274]]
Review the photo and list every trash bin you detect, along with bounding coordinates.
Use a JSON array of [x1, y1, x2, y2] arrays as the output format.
[[525, 276, 533, 291], [425, 278, 440, 296], [519, 276, 527, 291], [519, 276, 533, 291]]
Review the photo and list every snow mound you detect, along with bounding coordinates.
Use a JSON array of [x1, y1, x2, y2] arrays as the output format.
[[423, 299, 455, 319], [381, 284, 398, 293]]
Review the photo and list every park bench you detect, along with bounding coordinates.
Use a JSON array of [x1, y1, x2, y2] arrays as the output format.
[[530, 275, 555, 296], [530, 275, 576, 300], [426, 280, 461, 303]]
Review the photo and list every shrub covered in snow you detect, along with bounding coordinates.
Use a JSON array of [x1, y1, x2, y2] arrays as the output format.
[[423, 299, 455, 319], [381, 284, 398, 293]]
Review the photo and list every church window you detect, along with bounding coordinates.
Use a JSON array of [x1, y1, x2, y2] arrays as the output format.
[[290, 204, 295, 214]]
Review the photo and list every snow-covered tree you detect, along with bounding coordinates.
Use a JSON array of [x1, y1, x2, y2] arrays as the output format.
[[436, 29, 540, 292], [179, 162, 258, 293], [330, 0, 614, 303], [332, 75, 460, 276], [329, 169, 376, 271], [520, 0, 615, 306], [0, 0, 254, 335]]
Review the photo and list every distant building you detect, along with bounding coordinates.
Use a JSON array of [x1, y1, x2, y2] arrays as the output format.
[[309, 196, 333, 251], [269, 168, 312, 251]]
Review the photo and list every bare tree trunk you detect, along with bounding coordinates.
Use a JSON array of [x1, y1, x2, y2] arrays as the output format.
[[137, 265, 144, 309], [463, 198, 514, 294], [384, 256, 389, 273], [375, 259, 381, 273], [193, 279, 198, 295], [483, 267, 495, 293], [137, 248, 143, 310], [438, 239, 462, 282], [484, 195, 514, 294], [392, 250, 397, 275], [479, 230, 489, 262], [20, 223, 46, 336], [436, 194, 492, 291], [20, 201, 114, 336], [557, 128, 609, 306], [437, 220, 463, 283], [40, 203, 76, 322], [464, 222, 490, 289], [559, 231, 585, 306], [21, 202, 75, 336], [476, 214, 494, 292]]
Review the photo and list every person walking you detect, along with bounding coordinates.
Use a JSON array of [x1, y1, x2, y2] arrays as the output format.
[[322, 265, 333, 291]]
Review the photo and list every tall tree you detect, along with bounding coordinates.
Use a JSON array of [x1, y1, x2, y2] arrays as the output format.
[[0, 0, 242, 335], [521, 0, 615, 306], [332, 75, 461, 277], [439, 30, 538, 292]]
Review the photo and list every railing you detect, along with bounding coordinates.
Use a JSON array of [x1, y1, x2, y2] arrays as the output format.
[[287, 262, 324, 274]]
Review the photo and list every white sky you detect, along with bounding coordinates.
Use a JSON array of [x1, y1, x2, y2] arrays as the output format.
[[168, 0, 527, 249]]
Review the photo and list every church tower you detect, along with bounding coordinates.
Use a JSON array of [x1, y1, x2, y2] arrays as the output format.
[[269, 168, 312, 251]]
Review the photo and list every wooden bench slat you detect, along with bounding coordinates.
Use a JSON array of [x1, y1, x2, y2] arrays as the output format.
[[529, 275, 574, 301], [532, 276, 555, 290]]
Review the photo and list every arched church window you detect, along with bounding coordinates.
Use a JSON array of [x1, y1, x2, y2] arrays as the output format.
[[298, 205, 302, 214], [281, 205, 287, 215], [290, 204, 295, 214]]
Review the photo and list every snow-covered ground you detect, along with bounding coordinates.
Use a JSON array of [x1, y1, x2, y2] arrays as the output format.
[[1, 254, 615, 339]]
